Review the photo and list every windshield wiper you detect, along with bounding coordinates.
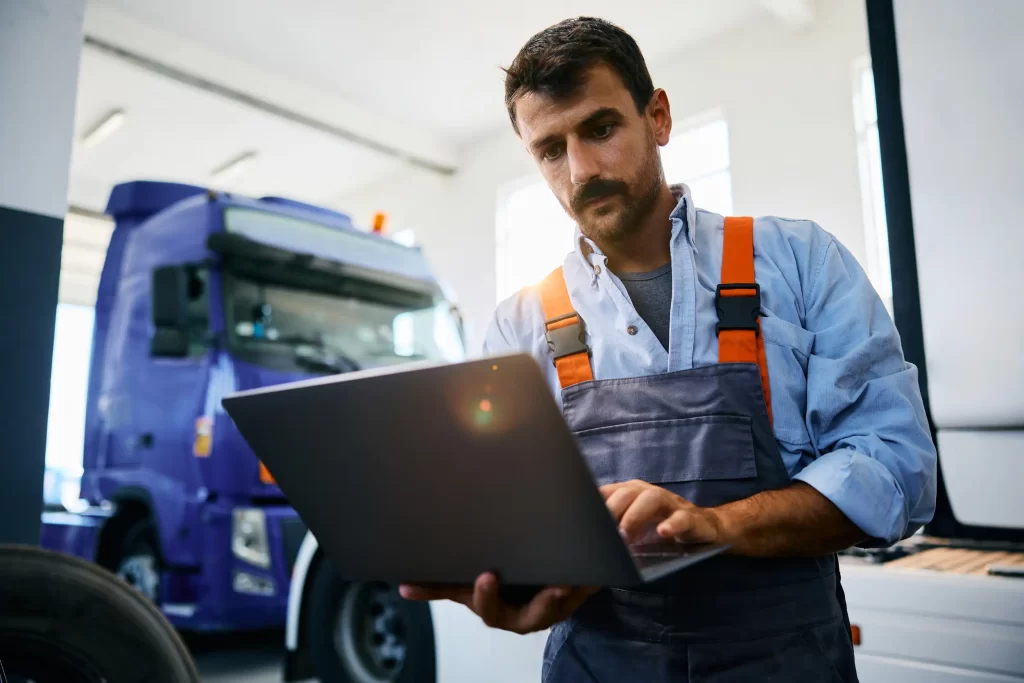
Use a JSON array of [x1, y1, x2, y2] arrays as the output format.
[[366, 350, 429, 361], [278, 334, 361, 374], [293, 352, 357, 375]]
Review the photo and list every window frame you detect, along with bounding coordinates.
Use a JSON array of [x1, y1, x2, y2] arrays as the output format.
[[852, 56, 894, 310]]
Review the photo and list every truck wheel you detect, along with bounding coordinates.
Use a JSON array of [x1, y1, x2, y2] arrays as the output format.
[[0, 544, 200, 682], [307, 561, 436, 683], [115, 519, 161, 603]]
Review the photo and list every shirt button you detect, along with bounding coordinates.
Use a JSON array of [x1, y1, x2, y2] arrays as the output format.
[[627, 325, 638, 335], [594, 265, 602, 275]]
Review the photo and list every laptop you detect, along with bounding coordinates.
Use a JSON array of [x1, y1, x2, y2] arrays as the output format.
[[221, 353, 728, 591]]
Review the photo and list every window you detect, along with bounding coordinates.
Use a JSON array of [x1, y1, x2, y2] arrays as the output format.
[[853, 58, 893, 313], [661, 112, 734, 216], [224, 275, 464, 371], [45, 304, 95, 476], [43, 211, 110, 501], [494, 111, 733, 302], [495, 178, 576, 302]]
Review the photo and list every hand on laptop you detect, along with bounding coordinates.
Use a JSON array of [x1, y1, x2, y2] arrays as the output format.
[[399, 573, 598, 635], [602, 479, 724, 545]]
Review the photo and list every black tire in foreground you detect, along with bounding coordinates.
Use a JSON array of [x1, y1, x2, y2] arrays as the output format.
[[0, 544, 200, 683], [307, 560, 436, 683]]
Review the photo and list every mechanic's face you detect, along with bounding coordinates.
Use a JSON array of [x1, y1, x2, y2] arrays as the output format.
[[514, 64, 672, 244]]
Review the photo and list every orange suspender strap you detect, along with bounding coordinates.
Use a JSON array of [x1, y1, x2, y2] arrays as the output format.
[[717, 216, 773, 425], [539, 268, 594, 389]]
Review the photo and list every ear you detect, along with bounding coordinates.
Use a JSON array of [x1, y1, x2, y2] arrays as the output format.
[[647, 89, 672, 147]]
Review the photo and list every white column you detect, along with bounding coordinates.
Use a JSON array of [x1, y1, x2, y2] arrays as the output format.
[[0, 0, 86, 544]]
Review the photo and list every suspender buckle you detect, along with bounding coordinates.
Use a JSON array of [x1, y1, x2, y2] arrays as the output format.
[[545, 312, 590, 362], [715, 282, 761, 336]]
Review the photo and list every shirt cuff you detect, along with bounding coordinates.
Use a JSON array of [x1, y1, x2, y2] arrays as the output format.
[[792, 448, 908, 546]]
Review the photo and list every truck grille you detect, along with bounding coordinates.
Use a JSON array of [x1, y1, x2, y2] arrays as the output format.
[[280, 517, 308, 573]]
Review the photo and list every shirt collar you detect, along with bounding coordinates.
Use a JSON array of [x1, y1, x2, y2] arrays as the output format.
[[573, 183, 696, 274]]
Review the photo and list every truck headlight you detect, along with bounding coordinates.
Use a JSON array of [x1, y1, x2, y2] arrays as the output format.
[[232, 508, 270, 569]]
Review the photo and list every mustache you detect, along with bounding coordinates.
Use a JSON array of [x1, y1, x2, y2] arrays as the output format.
[[570, 178, 629, 214]]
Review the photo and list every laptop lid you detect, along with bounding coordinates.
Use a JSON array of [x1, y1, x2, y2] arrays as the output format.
[[222, 353, 641, 587]]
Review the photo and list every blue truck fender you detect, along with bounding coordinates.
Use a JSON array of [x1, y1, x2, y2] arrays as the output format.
[[95, 487, 161, 570]]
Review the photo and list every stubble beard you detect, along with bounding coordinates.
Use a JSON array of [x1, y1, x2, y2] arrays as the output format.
[[574, 144, 664, 246]]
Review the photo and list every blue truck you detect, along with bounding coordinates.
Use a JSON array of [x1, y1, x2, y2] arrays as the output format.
[[41, 180, 465, 632]]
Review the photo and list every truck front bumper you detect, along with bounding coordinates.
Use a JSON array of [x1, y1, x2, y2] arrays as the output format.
[[161, 501, 306, 632]]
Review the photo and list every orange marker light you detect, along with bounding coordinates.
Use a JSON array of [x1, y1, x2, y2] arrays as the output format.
[[372, 212, 388, 234], [259, 461, 276, 485], [492, 364, 498, 371], [850, 624, 861, 646]]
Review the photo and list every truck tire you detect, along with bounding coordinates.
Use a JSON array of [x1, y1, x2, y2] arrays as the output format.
[[115, 519, 162, 603], [0, 544, 200, 683], [307, 560, 436, 683]]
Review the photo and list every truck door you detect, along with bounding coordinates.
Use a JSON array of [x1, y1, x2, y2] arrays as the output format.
[[99, 266, 211, 478]]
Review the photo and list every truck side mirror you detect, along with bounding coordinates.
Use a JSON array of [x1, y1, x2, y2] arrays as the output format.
[[151, 266, 204, 357]]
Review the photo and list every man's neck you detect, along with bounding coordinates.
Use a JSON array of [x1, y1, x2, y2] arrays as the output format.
[[598, 185, 677, 273]]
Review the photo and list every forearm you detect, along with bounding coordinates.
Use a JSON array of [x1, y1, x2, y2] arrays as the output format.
[[712, 482, 868, 557]]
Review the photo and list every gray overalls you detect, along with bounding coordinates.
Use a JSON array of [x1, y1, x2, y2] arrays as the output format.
[[538, 217, 859, 682]]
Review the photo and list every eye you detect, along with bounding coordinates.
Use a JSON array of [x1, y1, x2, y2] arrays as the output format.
[[592, 123, 615, 140], [542, 145, 564, 162]]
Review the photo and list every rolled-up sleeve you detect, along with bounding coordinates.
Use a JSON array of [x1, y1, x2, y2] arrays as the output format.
[[792, 233, 937, 546]]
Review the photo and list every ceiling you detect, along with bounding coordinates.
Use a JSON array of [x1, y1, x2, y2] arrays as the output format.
[[89, 0, 767, 144], [67, 0, 781, 215], [67, 43, 406, 215], [62, 0, 814, 305]]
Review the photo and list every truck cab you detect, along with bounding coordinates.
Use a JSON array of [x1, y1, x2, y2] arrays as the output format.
[[41, 180, 464, 632]]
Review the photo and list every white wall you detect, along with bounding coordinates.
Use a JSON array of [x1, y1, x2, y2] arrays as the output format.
[[339, 0, 871, 353], [655, 0, 869, 256]]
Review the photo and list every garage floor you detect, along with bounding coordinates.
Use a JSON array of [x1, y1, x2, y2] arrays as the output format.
[[188, 630, 299, 683]]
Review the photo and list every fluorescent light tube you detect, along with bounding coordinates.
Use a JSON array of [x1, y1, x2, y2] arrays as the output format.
[[80, 109, 126, 149], [211, 150, 258, 183]]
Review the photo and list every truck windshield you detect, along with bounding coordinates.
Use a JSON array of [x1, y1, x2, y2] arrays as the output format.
[[224, 274, 465, 373]]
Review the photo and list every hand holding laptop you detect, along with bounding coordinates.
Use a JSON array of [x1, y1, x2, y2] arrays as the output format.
[[399, 573, 598, 635], [398, 477, 724, 634]]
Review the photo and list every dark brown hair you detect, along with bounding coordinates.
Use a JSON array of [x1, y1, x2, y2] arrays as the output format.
[[502, 17, 656, 135]]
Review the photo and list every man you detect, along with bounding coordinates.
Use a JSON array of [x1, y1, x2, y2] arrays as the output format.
[[401, 16, 936, 681]]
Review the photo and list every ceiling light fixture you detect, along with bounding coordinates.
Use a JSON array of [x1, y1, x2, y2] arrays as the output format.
[[80, 109, 126, 149], [211, 151, 258, 183]]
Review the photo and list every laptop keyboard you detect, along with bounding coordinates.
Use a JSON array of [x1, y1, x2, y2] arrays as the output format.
[[630, 543, 709, 569]]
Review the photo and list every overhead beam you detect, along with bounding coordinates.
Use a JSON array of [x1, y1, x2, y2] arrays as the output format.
[[759, 0, 817, 29]]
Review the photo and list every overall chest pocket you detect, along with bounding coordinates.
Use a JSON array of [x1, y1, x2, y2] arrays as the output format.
[[573, 415, 757, 488]]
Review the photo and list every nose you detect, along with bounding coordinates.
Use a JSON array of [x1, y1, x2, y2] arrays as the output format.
[[567, 137, 600, 186]]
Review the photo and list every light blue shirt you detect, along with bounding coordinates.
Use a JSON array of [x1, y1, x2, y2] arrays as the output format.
[[483, 184, 937, 546]]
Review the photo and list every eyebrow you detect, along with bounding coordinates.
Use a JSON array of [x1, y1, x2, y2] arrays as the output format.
[[529, 107, 625, 153]]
